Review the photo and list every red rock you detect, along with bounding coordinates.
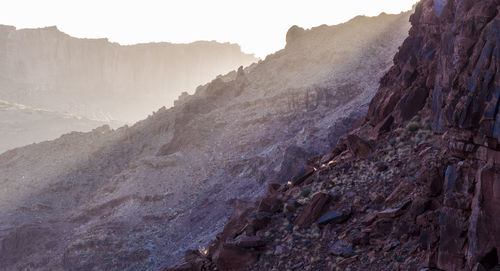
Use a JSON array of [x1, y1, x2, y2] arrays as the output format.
[[294, 192, 332, 228], [219, 200, 255, 241], [378, 207, 404, 218], [378, 201, 411, 219], [361, 213, 378, 226], [466, 165, 500, 270], [345, 134, 373, 159], [338, 256, 358, 266], [291, 168, 315, 187], [235, 235, 266, 248], [375, 162, 389, 172], [319, 145, 346, 165], [371, 218, 393, 236], [257, 196, 283, 214], [214, 243, 260, 271], [246, 211, 272, 234], [268, 182, 281, 195]]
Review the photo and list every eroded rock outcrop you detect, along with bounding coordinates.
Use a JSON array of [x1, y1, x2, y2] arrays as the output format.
[[167, 1, 500, 270], [365, 1, 500, 269], [0, 12, 411, 271]]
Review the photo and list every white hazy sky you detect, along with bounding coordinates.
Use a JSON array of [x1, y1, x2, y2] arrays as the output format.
[[0, 0, 419, 58]]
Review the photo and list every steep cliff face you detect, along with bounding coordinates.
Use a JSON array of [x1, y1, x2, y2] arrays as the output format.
[[165, 1, 500, 271], [0, 25, 257, 122], [365, 0, 500, 269], [0, 13, 411, 270]]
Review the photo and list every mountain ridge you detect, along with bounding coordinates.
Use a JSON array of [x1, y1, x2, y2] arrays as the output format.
[[164, 1, 500, 270], [0, 12, 412, 270], [0, 23, 257, 122]]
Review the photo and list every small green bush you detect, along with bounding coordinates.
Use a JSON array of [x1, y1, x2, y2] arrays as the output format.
[[406, 122, 420, 132], [423, 122, 432, 131], [301, 189, 312, 198]]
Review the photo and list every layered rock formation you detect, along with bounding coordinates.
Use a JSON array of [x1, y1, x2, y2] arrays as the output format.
[[366, 0, 500, 269], [0, 25, 257, 122], [0, 12, 411, 270], [166, 1, 500, 270]]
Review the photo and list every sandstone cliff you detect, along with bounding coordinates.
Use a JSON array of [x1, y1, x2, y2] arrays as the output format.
[[366, 0, 500, 269], [0, 12, 411, 270]]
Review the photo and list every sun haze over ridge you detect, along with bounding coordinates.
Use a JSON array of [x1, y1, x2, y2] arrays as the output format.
[[0, 0, 419, 58]]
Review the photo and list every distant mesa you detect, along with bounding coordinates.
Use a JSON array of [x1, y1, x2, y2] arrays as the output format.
[[0, 24, 257, 123], [0, 24, 257, 152]]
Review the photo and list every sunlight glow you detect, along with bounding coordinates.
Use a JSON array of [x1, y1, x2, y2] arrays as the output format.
[[0, 0, 419, 58]]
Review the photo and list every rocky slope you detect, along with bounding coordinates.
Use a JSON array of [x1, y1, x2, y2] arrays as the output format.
[[0, 100, 121, 153], [0, 25, 257, 122], [0, 12, 411, 270], [166, 1, 500, 270]]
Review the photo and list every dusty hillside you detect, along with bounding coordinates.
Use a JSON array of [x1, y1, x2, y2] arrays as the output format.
[[0, 25, 257, 122], [0, 100, 122, 153], [166, 1, 500, 270], [0, 12, 411, 270]]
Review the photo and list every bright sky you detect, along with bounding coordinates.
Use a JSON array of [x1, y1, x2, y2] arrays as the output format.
[[0, 0, 419, 58]]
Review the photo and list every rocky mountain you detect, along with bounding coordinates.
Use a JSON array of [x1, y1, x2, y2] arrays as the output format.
[[166, 0, 500, 270], [0, 25, 257, 122], [0, 99, 120, 153], [0, 12, 411, 271]]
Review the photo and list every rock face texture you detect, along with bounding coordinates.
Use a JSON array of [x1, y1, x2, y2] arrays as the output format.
[[0, 13, 411, 270], [365, 0, 500, 269], [166, 1, 500, 270], [0, 25, 257, 122]]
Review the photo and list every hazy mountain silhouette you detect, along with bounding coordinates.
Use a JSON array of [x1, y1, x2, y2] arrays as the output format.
[[0, 24, 257, 122], [0, 25, 256, 153]]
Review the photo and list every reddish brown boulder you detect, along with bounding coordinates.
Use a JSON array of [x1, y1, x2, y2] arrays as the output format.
[[291, 168, 315, 187], [268, 183, 281, 195], [219, 200, 255, 241], [319, 144, 347, 165], [345, 134, 373, 159], [257, 196, 283, 214], [235, 235, 266, 248], [295, 192, 332, 228], [214, 243, 260, 271], [246, 211, 272, 234]]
